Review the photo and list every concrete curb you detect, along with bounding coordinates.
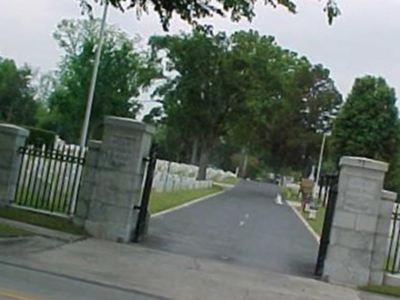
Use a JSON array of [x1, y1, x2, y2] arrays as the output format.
[[286, 201, 320, 243], [152, 190, 227, 218], [0, 217, 85, 243], [0, 236, 30, 244]]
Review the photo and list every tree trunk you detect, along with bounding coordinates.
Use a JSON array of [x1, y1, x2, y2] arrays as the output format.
[[190, 138, 199, 165], [239, 147, 248, 178], [197, 145, 211, 180]]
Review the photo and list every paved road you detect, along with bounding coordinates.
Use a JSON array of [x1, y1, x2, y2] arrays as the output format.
[[144, 180, 319, 277], [0, 261, 161, 300]]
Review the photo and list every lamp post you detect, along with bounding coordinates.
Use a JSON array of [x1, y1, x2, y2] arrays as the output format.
[[314, 132, 328, 197], [79, 1, 109, 147]]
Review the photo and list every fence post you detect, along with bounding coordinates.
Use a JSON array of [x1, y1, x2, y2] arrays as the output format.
[[323, 156, 388, 286], [0, 124, 29, 207]]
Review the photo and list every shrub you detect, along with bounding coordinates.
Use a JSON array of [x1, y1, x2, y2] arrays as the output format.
[[24, 126, 56, 148]]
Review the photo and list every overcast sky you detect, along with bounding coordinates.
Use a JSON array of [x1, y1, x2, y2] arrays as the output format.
[[1, 0, 399, 110]]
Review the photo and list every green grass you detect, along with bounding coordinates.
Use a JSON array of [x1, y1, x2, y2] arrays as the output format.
[[214, 177, 240, 185], [0, 206, 87, 235], [0, 222, 33, 238], [282, 187, 299, 202], [360, 285, 400, 297], [298, 206, 326, 236], [149, 185, 223, 214]]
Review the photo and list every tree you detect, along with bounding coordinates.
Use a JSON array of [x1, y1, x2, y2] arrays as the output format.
[[331, 76, 399, 164], [150, 30, 250, 179], [0, 57, 37, 126], [43, 19, 158, 142], [225, 31, 342, 175], [79, 0, 340, 30]]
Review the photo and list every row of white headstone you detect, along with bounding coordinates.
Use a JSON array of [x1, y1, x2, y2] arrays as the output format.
[[151, 159, 237, 192]]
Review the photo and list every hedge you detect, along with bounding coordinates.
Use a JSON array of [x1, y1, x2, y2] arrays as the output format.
[[24, 126, 56, 148]]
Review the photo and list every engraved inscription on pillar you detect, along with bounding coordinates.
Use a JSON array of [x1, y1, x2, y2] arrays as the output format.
[[343, 177, 378, 213], [102, 136, 139, 170]]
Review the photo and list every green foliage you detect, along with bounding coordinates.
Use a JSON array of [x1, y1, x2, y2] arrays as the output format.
[[150, 29, 342, 179], [0, 57, 37, 126], [24, 126, 57, 148], [80, 0, 338, 30], [43, 19, 158, 143], [331, 76, 399, 188], [332, 76, 398, 162]]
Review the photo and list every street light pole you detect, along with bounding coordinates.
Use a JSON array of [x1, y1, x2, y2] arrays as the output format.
[[315, 132, 327, 196], [79, 1, 109, 148]]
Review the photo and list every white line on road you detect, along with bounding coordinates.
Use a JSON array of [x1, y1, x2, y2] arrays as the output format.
[[287, 202, 320, 243], [239, 221, 245, 227]]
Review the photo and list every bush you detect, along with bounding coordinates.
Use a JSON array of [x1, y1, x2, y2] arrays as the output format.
[[24, 126, 56, 148]]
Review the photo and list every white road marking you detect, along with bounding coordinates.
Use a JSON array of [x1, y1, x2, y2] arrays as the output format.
[[239, 221, 245, 227], [244, 213, 249, 219], [287, 202, 320, 243]]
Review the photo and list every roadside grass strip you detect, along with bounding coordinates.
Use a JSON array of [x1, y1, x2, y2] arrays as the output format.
[[0, 222, 32, 238], [360, 285, 400, 298], [150, 185, 224, 215], [0, 206, 86, 235]]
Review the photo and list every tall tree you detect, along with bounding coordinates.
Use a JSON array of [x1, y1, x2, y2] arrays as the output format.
[[150, 30, 247, 179], [331, 76, 399, 164], [44, 19, 158, 142], [79, 0, 339, 30], [0, 57, 37, 126]]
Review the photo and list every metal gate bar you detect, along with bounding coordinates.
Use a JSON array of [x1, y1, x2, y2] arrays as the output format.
[[13, 145, 85, 216]]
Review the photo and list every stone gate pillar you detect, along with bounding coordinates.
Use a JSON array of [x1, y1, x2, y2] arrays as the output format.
[[0, 124, 29, 206], [78, 116, 154, 242], [324, 156, 391, 286]]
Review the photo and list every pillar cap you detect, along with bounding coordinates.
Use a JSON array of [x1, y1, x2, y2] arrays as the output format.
[[0, 123, 29, 137], [339, 156, 388, 172], [104, 116, 155, 135]]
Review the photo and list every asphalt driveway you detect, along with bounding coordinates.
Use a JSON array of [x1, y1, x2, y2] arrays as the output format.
[[144, 180, 319, 277]]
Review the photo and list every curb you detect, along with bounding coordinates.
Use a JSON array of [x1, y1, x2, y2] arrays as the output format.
[[152, 190, 227, 218], [0, 217, 85, 243], [286, 201, 320, 243], [0, 236, 31, 244]]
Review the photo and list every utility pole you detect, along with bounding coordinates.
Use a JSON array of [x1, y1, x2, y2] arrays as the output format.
[[315, 133, 327, 196], [79, 1, 109, 147]]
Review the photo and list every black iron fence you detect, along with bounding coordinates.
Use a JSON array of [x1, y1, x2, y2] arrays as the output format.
[[386, 202, 400, 274], [13, 144, 86, 216], [317, 174, 337, 207]]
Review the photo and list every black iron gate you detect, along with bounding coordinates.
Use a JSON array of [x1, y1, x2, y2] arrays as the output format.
[[13, 144, 86, 216], [133, 145, 157, 242], [315, 174, 339, 277]]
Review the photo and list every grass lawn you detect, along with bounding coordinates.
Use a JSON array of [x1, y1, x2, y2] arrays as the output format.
[[0, 206, 87, 235], [149, 185, 223, 214], [360, 285, 400, 298], [0, 222, 33, 238], [297, 206, 326, 236], [282, 187, 299, 202], [214, 177, 240, 185]]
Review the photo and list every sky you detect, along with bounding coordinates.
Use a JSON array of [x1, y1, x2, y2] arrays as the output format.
[[1, 0, 399, 113]]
